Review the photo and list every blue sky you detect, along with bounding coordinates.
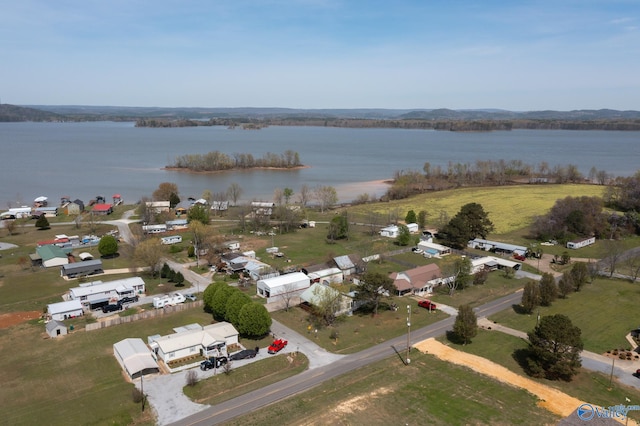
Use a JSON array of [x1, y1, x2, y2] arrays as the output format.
[[1, 0, 639, 110]]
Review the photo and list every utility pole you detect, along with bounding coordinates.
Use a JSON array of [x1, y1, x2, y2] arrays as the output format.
[[406, 304, 411, 365]]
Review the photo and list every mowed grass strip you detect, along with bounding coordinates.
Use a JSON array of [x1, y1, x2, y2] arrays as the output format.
[[439, 330, 640, 423], [183, 353, 309, 405], [489, 277, 639, 353], [224, 350, 560, 426], [272, 300, 448, 354]]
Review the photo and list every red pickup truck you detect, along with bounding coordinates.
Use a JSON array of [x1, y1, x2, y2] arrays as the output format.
[[267, 339, 288, 354], [418, 300, 437, 310]]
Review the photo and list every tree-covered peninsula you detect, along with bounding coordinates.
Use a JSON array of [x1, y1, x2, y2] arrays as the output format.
[[167, 150, 302, 172]]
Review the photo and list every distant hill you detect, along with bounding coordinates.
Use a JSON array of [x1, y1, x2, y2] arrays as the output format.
[[0, 104, 63, 122], [4, 104, 640, 131]]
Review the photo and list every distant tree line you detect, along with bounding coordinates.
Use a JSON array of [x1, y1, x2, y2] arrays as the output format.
[[168, 150, 302, 171], [134, 117, 640, 131], [383, 160, 605, 201]]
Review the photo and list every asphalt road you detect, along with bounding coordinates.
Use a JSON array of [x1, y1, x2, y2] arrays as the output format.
[[171, 291, 524, 426]]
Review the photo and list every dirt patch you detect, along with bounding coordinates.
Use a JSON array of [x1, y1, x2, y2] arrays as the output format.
[[414, 338, 634, 425], [299, 387, 393, 425], [0, 311, 42, 329]]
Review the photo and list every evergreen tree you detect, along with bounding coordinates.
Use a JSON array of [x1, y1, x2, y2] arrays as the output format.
[[203, 282, 227, 313], [527, 314, 583, 381], [521, 280, 540, 314], [98, 235, 118, 258], [174, 271, 185, 286], [35, 215, 50, 230], [405, 210, 417, 224], [396, 224, 412, 246], [161, 262, 170, 279], [453, 304, 478, 345], [417, 210, 428, 229], [440, 203, 494, 249], [539, 273, 558, 306], [225, 291, 252, 325], [237, 303, 272, 337], [211, 284, 236, 320]]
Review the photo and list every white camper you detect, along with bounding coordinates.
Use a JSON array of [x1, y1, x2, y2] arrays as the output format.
[[153, 293, 186, 309]]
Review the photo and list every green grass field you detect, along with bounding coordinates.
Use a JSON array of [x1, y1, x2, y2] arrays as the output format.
[[439, 330, 640, 423], [489, 277, 640, 353], [224, 349, 561, 426]]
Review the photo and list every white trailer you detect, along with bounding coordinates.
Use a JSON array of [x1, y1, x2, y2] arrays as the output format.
[[257, 272, 310, 302], [153, 293, 186, 308], [161, 235, 183, 245]]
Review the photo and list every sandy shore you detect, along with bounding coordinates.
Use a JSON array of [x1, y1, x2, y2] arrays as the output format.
[[334, 179, 392, 203]]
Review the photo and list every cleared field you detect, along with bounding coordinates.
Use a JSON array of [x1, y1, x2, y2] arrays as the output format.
[[347, 184, 605, 235], [489, 277, 639, 353]]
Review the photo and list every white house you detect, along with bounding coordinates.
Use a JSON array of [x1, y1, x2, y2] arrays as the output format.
[[68, 277, 146, 309], [142, 224, 167, 234], [145, 201, 171, 214], [379, 225, 399, 238], [417, 241, 452, 257], [299, 283, 360, 316], [308, 267, 344, 285], [113, 338, 160, 379], [161, 235, 183, 245], [406, 223, 419, 233], [468, 238, 527, 256], [149, 322, 239, 364], [471, 256, 521, 274], [48, 299, 84, 321], [567, 237, 596, 249], [256, 272, 310, 302]]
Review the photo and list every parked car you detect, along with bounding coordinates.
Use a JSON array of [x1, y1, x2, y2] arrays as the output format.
[[229, 348, 258, 361], [200, 356, 228, 370], [267, 339, 288, 354], [120, 296, 139, 304], [412, 247, 424, 254], [418, 300, 437, 311], [513, 254, 526, 261], [184, 293, 197, 301], [102, 302, 122, 313]]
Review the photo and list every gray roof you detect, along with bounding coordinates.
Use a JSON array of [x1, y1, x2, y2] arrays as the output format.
[[46, 320, 66, 333], [334, 255, 355, 270], [61, 259, 103, 274]]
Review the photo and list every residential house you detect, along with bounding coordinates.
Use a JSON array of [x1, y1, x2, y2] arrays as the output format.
[[567, 237, 596, 249], [467, 238, 527, 256], [389, 263, 444, 296], [91, 203, 113, 215], [35, 244, 70, 268], [299, 283, 361, 316]]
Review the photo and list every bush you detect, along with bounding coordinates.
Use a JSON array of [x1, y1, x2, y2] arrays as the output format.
[[186, 370, 199, 387], [132, 387, 144, 403]]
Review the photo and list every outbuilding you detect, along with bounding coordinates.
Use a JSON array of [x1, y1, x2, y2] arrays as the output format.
[[48, 299, 84, 321], [113, 338, 160, 379], [257, 272, 310, 302], [46, 320, 67, 338], [61, 259, 104, 278], [36, 244, 70, 268]]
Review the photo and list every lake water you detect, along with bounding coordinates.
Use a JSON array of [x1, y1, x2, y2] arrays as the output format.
[[1, 121, 639, 207]]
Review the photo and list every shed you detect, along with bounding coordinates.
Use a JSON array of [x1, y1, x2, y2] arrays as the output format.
[[113, 338, 160, 379], [333, 255, 360, 276], [46, 320, 67, 338], [61, 259, 104, 278], [257, 272, 310, 301], [48, 299, 84, 321], [92, 203, 113, 215], [308, 267, 344, 285]]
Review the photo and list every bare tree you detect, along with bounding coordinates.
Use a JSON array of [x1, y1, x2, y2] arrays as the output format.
[[624, 253, 640, 282], [4, 219, 17, 236], [602, 239, 626, 277], [138, 196, 154, 225], [185, 370, 199, 387], [227, 183, 243, 206], [279, 282, 299, 312], [273, 188, 284, 206], [133, 239, 166, 277], [314, 186, 338, 213], [298, 184, 311, 208]]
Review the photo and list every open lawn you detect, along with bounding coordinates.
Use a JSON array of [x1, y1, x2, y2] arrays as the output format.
[[439, 330, 640, 423], [184, 353, 309, 405], [272, 299, 448, 354], [489, 277, 640, 353], [225, 349, 560, 426], [0, 307, 215, 426], [430, 272, 527, 308]]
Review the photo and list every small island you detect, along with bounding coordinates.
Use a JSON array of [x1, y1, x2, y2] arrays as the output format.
[[166, 149, 303, 172]]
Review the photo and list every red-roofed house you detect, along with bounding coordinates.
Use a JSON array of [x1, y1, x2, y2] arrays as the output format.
[[389, 263, 443, 296], [92, 203, 113, 215]]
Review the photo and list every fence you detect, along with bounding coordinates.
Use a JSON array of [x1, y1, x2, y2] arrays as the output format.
[[85, 300, 204, 331]]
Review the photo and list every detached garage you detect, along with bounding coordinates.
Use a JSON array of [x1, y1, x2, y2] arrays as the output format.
[[48, 299, 84, 321], [257, 272, 310, 303], [113, 338, 160, 380]]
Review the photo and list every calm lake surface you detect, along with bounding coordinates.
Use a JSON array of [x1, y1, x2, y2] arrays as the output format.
[[1, 121, 639, 206]]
